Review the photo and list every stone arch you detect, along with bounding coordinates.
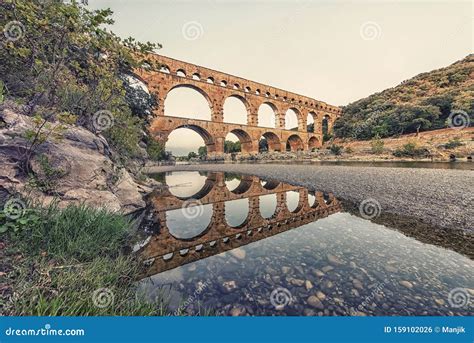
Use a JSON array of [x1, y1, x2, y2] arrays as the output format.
[[159, 65, 170, 73], [227, 128, 254, 154], [227, 178, 253, 194], [308, 191, 317, 208], [165, 171, 213, 200], [308, 136, 319, 150], [285, 191, 302, 213], [168, 124, 217, 153], [260, 179, 280, 190], [172, 175, 215, 201], [167, 204, 213, 240], [260, 131, 281, 152], [284, 108, 300, 130], [257, 102, 278, 128], [223, 95, 250, 125], [225, 198, 250, 228], [259, 194, 277, 219], [176, 69, 186, 77], [307, 111, 316, 132], [164, 84, 213, 120], [286, 134, 304, 152]]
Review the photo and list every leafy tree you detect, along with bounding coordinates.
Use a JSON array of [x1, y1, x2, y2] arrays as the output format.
[[187, 151, 198, 159], [370, 136, 384, 154], [329, 144, 342, 155], [259, 138, 268, 152], [224, 140, 241, 153], [0, 0, 161, 163], [146, 137, 168, 161], [198, 146, 207, 158]]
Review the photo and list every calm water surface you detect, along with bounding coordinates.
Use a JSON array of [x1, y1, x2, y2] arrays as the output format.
[[136, 171, 473, 316]]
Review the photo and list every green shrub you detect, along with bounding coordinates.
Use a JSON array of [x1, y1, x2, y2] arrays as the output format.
[[393, 142, 430, 158], [146, 136, 167, 161], [323, 133, 333, 143], [329, 144, 343, 155], [345, 147, 354, 154], [370, 136, 385, 154], [442, 138, 464, 149]]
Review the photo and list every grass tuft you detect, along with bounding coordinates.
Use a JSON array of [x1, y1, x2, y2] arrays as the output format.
[[2, 202, 169, 316]]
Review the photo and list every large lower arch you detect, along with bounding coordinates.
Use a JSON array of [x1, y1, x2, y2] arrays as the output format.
[[169, 124, 217, 154], [166, 171, 214, 200], [164, 84, 213, 120], [308, 136, 320, 150], [286, 134, 304, 152], [260, 132, 282, 152], [227, 128, 254, 154]]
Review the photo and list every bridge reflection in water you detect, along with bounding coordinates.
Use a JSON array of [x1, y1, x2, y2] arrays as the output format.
[[139, 172, 342, 276]]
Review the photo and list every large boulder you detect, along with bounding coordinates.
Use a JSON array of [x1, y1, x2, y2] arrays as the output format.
[[0, 105, 148, 214]]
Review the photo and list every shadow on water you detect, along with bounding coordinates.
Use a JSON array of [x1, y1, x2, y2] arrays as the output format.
[[136, 171, 473, 316]]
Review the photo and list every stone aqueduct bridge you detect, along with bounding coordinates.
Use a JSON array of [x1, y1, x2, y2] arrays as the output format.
[[135, 54, 342, 155], [140, 173, 342, 275]]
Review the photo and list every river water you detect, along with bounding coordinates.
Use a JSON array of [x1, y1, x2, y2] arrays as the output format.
[[136, 171, 473, 316]]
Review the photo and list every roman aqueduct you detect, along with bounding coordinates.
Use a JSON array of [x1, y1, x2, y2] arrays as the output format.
[[136, 54, 342, 156]]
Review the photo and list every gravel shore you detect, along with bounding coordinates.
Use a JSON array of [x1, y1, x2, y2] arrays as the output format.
[[149, 163, 474, 236]]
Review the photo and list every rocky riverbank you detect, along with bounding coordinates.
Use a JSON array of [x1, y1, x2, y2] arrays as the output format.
[[0, 106, 157, 214], [146, 163, 474, 257]]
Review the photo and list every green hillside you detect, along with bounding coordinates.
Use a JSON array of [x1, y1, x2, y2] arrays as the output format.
[[334, 55, 473, 140]]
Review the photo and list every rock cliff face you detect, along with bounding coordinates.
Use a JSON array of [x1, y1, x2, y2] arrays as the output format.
[[0, 104, 152, 214]]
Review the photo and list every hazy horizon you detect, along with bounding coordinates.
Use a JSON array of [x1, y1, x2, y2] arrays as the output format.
[[89, 0, 473, 155]]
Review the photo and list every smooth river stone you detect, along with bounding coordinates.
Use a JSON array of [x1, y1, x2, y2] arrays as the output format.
[[307, 296, 324, 309]]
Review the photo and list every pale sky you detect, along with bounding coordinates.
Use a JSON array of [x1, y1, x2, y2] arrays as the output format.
[[89, 0, 473, 155]]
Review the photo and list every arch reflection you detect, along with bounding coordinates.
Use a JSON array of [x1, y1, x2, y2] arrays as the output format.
[[166, 171, 214, 200], [225, 198, 250, 228], [286, 191, 301, 213], [259, 194, 277, 219], [167, 204, 213, 240], [141, 171, 342, 275]]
